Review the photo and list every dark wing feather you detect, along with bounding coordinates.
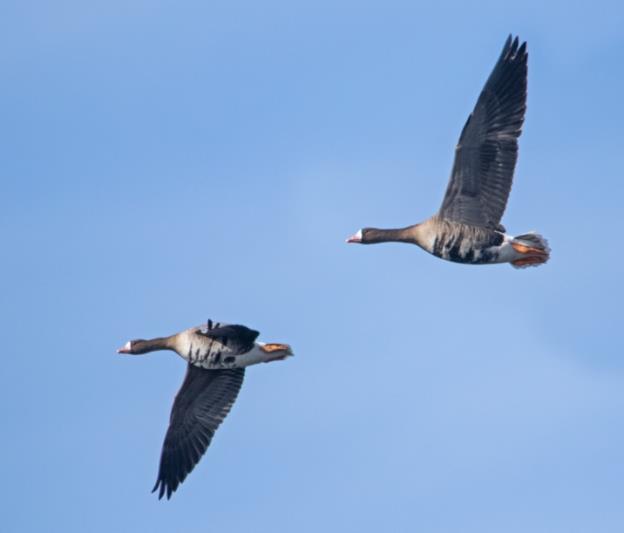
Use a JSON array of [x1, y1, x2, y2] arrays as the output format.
[[438, 35, 528, 229], [152, 365, 245, 499], [196, 323, 259, 355]]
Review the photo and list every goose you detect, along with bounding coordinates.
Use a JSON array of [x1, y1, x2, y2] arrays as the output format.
[[117, 320, 293, 500], [347, 36, 550, 268]]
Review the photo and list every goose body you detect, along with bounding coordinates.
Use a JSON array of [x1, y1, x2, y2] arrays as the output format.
[[118, 320, 293, 500], [126, 320, 291, 370], [408, 217, 547, 266], [347, 36, 550, 269]]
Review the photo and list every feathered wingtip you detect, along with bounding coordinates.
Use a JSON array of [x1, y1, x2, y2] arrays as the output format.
[[500, 34, 527, 62], [152, 478, 173, 500]]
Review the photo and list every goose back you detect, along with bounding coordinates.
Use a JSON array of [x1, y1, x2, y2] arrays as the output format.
[[173, 322, 260, 369]]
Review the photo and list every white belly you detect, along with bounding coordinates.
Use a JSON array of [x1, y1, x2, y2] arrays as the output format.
[[187, 343, 276, 370]]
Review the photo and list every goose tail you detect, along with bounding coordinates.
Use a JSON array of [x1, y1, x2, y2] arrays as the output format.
[[510, 232, 550, 269]]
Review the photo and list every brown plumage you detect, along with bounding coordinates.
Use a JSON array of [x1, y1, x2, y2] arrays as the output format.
[[118, 321, 293, 499], [347, 36, 550, 268]]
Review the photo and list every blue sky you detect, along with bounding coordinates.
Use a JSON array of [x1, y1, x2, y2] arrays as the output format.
[[2, 1, 624, 531]]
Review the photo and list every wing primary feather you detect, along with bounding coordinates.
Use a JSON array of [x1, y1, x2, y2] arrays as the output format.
[[151, 366, 246, 500], [438, 35, 528, 228]]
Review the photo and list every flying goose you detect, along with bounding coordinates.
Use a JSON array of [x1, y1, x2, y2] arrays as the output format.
[[347, 36, 550, 268], [117, 320, 293, 500]]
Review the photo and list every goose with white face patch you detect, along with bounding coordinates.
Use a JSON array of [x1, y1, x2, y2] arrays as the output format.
[[117, 320, 294, 500], [346, 36, 550, 269]]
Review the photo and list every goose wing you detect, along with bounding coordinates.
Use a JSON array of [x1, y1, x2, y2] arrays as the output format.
[[438, 36, 527, 229], [152, 365, 245, 499]]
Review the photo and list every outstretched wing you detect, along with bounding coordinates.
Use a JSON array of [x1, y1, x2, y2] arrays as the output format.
[[438, 36, 528, 229], [152, 365, 245, 499], [196, 322, 260, 355]]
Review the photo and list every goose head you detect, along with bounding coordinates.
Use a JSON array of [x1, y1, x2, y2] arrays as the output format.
[[346, 225, 421, 245], [117, 338, 173, 355], [346, 228, 389, 244], [346, 228, 364, 243], [117, 340, 147, 354]]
